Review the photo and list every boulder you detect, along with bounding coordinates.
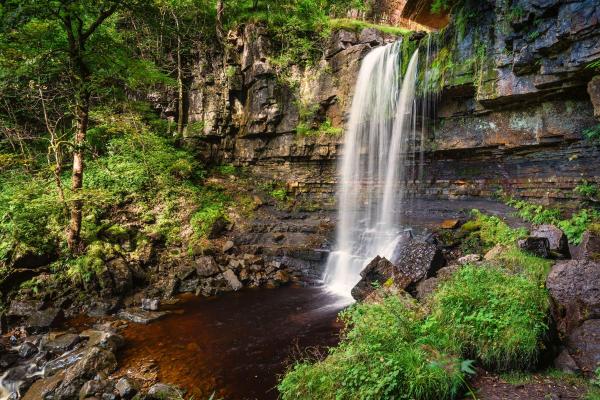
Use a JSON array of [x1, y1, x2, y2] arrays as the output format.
[[390, 237, 445, 284], [7, 300, 43, 317], [415, 277, 440, 301], [351, 256, 405, 301], [222, 269, 243, 291], [43, 333, 81, 353], [531, 225, 570, 258], [546, 259, 600, 336], [484, 244, 506, 260], [54, 347, 117, 399], [518, 237, 551, 258], [107, 258, 133, 294], [79, 378, 115, 399], [565, 319, 600, 376]]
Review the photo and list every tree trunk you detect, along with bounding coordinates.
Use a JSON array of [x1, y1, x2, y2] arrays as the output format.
[[173, 13, 184, 136], [66, 89, 90, 254], [216, 0, 224, 45]]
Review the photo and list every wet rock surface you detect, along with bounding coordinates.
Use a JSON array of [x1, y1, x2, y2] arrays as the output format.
[[351, 236, 445, 301]]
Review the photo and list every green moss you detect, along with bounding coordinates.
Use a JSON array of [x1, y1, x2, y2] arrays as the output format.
[[327, 18, 411, 36]]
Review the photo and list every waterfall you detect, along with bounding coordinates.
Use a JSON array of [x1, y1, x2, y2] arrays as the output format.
[[323, 43, 420, 298]]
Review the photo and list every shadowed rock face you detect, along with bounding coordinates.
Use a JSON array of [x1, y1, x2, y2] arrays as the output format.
[[547, 259, 600, 337]]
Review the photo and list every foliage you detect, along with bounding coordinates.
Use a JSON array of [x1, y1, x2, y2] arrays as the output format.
[[279, 294, 465, 400], [423, 265, 549, 370], [468, 210, 527, 250], [0, 173, 62, 263], [583, 124, 600, 142], [576, 180, 600, 199], [489, 247, 552, 284], [190, 186, 231, 239], [431, 0, 458, 14], [506, 198, 599, 245]]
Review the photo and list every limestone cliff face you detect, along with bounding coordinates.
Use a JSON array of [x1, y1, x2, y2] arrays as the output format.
[[183, 24, 402, 204], [421, 0, 600, 205], [183, 0, 600, 207]]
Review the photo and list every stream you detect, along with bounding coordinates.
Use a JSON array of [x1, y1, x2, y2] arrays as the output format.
[[116, 286, 348, 399]]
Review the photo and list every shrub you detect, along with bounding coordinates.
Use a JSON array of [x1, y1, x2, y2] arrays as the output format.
[[505, 197, 599, 245], [423, 265, 549, 370], [279, 295, 465, 400], [0, 173, 62, 263], [468, 210, 527, 250]]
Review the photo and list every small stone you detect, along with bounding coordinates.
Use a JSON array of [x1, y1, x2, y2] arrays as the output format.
[[115, 377, 137, 399], [484, 244, 506, 260], [457, 254, 481, 264], [222, 240, 234, 253], [141, 298, 160, 311]]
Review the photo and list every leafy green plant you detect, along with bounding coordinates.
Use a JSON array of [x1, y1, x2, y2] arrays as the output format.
[[505, 197, 599, 245], [583, 124, 600, 142], [470, 209, 527, 249], [423, 265, 549, 370]]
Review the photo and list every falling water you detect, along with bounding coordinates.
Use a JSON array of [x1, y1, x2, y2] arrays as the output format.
[[324, 43, 420, 298]]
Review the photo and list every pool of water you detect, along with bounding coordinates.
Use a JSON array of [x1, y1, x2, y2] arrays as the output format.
[[116, 286, 349, 399]]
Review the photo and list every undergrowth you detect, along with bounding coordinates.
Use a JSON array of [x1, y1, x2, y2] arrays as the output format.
[[506, 198, 599, 245]]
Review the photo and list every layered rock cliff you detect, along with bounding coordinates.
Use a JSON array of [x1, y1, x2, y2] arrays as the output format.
[[179, 0, 600, 208]]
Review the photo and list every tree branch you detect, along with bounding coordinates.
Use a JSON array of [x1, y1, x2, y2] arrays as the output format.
[[81, 1, 120, 42]]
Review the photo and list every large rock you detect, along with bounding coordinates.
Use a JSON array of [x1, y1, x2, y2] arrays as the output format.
[[390, 237, 445, 284], [351, 256, 399, 301], [117, 308, 169, 325], [518, 237, 551, 258], [531, 225, 570, 258], [351, 237, 445, 301], [565, 319, 600, 376], [51, 347, 117, 399], [546, 259, 600, 336]]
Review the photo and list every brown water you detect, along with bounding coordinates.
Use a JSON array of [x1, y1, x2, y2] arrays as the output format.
[[117, 286, 348, 400]]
